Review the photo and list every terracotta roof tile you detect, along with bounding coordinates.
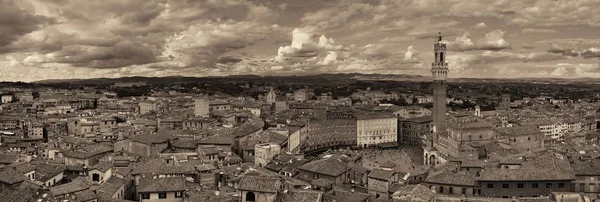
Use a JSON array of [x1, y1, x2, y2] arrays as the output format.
[[237, 175, 282, 193]]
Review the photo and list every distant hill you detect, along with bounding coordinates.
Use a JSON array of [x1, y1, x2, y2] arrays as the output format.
[[32, 73, 600, 85], [33, 73, 431, 85]]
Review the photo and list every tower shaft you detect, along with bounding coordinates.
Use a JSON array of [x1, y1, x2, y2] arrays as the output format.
[[431, 33, 448, 133]]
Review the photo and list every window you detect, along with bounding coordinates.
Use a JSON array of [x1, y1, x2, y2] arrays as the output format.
[[532, 183, 539, 188], [517, 183, 524, 188], [175, 192, 183, 198], [439, 186, 444, 193], [502, 184, 509, 189], [141, 194, 150, 199], [558, 183, 565, 188], [158, 192, 167, 199], [448, 187, 453, 194], [546, 183, 552, 188], [487, 183, 494, 188]]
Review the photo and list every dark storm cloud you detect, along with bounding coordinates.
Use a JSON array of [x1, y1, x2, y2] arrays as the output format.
[[51, 41, 157, 68], [547, 44, 579, 57], [521, 45, 535, 50], [497, 10, 516, 16], [581, 48, 600, 59], [0, 0, 53, 49], [217, 56, 243, 64], [117, 2, 165, 26]]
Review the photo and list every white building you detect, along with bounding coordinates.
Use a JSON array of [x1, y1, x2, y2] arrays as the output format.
[[194, 96, 209, 117], [266, 87, 276, 104], [294, 89, 308, 102], [356, 113, 398, 148], [288, 126, 305, 153], [254, 143, 281, 167], [1, 95, 13, 104], [139, 102, 157, 114]]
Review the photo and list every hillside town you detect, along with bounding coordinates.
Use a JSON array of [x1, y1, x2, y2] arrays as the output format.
[[1, 35, 600, 202]]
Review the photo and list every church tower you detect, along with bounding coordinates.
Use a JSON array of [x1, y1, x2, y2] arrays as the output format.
[[431, 32, 448, 134], [266, 87, 276, 104]]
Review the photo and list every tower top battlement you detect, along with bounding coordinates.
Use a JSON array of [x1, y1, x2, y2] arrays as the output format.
[[432, 32, 448, 81]]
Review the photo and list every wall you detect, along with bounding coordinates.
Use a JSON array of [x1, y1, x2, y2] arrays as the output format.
[[368, 178, 390, 197], [131, 141, 151, 157], [140, 192, 184, 202], [428, 184, 480, 196], [288, 128, 301, 153], [150, 142, 169, 157], [64, 156, 89, 167], [297, 169, 346, 185], [194, 98, 209, 117], [357, 117, 398, 147], [240, 191, 277, 202], [89, 168, 112, 184], [573, 175, 600, 193], [43, 172, 64, 187], [254, 144, 281, 167], [480, 181, 572, 197]]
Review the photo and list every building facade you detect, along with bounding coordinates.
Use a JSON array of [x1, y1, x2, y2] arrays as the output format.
[[254, 143, 281, 167], [194, 96, 209, 117], [356, 113, 397, 148]]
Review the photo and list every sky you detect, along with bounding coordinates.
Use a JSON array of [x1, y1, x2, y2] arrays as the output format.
[[2, 0, 600, 82]]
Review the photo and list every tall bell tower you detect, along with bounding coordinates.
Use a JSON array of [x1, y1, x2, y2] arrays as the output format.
[[432, 32, 448, 134]]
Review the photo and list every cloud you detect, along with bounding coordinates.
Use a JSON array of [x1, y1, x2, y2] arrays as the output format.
[[547, 44, 579, 57], [0, 0, 53, 50], [3, 0, 600, 80], [473, 22, 487, 29], [216, 56, 243, 64], [361, 44, 392, 60], [522, 28, 558, 34], [550, 65, 570, 77], [275, 28, 345, 62], [404, 46, 420, 61], [318, 51, 338, 65], [318, 35, 345, 51], [521, 45, 535, 49], [581, 48, 600, 59], [449, 30, 511, 52], [162, 20, 277, 68]]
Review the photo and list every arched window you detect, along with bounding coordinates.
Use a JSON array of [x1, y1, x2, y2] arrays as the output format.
[[245, 192, 256, 202]]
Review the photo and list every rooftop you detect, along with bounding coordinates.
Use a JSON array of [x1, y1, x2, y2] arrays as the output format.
[[298, 155, 350, 177], [49, 178, 90, 196], [62, 143, 113, 159], [494, 126, 541, 136], [138, 176, 187, 193], [280, 189, 323, 202], [0, 168, 27, 184], [237, 175, 282, 193]]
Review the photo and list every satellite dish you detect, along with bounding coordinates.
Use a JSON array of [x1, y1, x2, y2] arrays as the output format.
[[214, 191, 220, 196]]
